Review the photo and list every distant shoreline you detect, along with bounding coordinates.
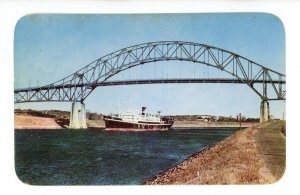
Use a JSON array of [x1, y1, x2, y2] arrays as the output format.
[[14, 112, 257, 129], [172, 121, 256, 128]]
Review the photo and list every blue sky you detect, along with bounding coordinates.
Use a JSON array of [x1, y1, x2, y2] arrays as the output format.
[[14, 13, 285, 118]]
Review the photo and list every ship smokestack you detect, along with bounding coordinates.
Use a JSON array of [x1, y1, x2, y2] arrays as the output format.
[[142, 107, 146, 115]]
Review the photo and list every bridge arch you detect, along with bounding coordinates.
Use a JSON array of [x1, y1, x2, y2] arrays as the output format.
[[14, 41, 285, 103]]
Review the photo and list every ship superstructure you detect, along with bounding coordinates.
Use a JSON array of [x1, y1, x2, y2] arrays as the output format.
[[103, 107, 173, 131]]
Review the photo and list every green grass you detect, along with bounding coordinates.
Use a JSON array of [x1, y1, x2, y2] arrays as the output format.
[[254, 120, 286, 181]]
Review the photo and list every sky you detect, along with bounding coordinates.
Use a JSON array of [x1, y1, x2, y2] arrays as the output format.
[[14, 13, 285, 118]]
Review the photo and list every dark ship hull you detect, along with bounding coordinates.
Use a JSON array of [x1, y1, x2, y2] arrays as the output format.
[[103, 116, 173, 131]]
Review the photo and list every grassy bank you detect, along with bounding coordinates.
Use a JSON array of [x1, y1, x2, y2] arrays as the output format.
[[145, 120, 286, 184]]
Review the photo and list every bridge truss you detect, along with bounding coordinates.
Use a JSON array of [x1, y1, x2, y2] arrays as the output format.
[[14, 41, 286, 103]]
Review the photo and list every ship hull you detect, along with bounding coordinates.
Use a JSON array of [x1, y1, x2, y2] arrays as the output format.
[[104, 118, 172, 131]]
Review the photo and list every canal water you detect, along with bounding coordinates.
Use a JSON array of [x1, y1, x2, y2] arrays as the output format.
[[15, 128, 238, 185]]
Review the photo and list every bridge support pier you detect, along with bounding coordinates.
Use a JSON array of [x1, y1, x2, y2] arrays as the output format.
[[260, 100, 269, 123], [69, 102, 87, 129]]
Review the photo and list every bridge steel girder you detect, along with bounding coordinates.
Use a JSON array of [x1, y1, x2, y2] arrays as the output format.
[[14, 41, 286, 103]]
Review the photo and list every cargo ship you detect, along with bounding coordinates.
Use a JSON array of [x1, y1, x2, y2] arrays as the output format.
[[103, 107, 174, 131]]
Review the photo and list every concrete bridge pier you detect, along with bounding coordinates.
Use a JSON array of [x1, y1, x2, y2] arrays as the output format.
[[260, 100, 270, 123], [69, 102, 87, 129]]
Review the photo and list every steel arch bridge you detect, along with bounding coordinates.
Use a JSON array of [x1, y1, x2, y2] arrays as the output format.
[[14, 41, 286, 126], [14, 41, 285, 104]]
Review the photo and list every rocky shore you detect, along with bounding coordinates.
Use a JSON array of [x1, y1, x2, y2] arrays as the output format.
[[145, 120, 285, 184], [14, 114, 62, 129]]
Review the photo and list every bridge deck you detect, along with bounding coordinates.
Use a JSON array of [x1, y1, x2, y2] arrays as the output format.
[[14, 78, 285, 92]]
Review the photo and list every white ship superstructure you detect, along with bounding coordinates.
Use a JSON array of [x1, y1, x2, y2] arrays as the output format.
[[103, 107, 173, 131]]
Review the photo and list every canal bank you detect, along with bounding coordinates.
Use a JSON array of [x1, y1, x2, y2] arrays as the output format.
[[145, 120, 286, 184]]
